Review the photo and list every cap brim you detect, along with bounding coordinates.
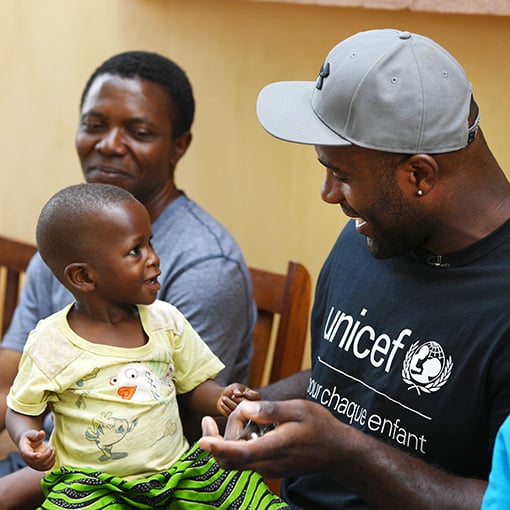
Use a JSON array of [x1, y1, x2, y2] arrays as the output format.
[[256, 81, 351, 146]]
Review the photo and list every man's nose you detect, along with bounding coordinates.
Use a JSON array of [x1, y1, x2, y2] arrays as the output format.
[[96, 128, 126, 155], [320, 171, 343, 204]]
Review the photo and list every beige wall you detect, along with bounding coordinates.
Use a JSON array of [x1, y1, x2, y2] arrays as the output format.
[[1, 0, 510, 359]]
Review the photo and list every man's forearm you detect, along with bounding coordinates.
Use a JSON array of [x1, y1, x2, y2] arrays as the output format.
[[201, 397, 486, 509], [257, 369, 310, 401], [329, 423, 487, 510]]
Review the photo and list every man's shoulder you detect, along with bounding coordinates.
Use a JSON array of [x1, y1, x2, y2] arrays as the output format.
[[153, 194, 244, 260], [26, 251, 69, 292], [156, 194, 225, 231]]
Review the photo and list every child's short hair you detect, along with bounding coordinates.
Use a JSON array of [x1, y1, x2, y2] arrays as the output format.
[[36, 183, 136, 280]]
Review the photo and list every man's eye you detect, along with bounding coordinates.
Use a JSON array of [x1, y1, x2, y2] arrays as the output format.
[[329, 169, 346, 182], [81, 120, 104, 132], [129, 127, 154, 140]]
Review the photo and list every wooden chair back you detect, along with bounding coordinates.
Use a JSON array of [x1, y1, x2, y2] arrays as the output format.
[[0, 235, 37, 336], [248, 261, 312, 388]]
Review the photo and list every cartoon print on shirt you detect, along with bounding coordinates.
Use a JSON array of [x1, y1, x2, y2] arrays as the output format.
[[150, 419, 178, 447], [402, 341, 453, 395], [72, 367, 100, 409], [110, 362, 165, 401], [85, 411, 138, 461], [77, 367, 100, 387], [82, 362, 177, 459]]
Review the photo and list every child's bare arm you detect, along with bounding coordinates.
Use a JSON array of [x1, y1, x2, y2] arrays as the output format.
[[181, 380, 260, 417], [5, 408, 55, 471], [217, 383, 260, 416]]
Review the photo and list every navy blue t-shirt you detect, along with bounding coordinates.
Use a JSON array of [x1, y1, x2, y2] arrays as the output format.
[[282, 219, 510, 509]]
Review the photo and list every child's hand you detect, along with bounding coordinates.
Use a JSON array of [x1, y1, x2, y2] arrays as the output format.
[[18, 429, 56, 471], [217, 383, 260, 416]]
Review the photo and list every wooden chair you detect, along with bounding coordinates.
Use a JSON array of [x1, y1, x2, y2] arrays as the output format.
[[248, 261, 312, 388], [247, 261, 311, 495], [0, 235, 37, 337], [183, 260, 312, 441], [0, 235, 37, 458]]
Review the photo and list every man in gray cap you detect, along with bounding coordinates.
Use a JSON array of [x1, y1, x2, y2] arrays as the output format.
[[200, 29, 510, 509]]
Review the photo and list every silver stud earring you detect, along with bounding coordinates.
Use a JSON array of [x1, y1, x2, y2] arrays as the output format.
[[417, 189, 424, 196]]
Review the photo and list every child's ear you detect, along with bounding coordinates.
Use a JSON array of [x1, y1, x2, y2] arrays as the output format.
[[64, 263, 96, 292]]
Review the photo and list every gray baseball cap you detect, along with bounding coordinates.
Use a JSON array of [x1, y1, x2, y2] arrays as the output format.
[[256, 29, 479, 154]]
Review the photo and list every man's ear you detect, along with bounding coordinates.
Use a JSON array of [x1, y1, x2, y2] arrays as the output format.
[[64, 263, 96, 293], [397, 154, 439, 197], [170, 131, 192, 167]]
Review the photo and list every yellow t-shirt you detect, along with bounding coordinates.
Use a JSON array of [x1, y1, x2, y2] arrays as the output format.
[[7, 300, 225, 479]]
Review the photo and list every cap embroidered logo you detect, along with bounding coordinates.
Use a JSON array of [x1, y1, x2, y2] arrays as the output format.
[[316, 62, 330, 90]]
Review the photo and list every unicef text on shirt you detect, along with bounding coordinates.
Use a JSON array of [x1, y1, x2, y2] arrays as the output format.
[[323, 307, 410, 372]]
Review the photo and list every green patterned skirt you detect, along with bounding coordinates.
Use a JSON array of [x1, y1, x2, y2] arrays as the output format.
[[40, 443, 288, 509]]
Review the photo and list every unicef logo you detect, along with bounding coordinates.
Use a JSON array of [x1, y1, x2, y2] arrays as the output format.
[[402, 341, 453, 395]]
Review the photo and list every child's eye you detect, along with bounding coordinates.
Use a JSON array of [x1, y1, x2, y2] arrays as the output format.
[[129, 247, 141, 256], [133, 129, 152, 138]]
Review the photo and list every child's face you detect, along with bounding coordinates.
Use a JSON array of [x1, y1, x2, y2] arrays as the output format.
[[90, 199, 161, 305]]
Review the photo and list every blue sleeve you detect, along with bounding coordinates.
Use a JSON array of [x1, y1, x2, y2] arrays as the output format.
[[482, 415, 510, 509]]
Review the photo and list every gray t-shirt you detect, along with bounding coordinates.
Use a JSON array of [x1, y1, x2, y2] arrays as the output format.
[[2, 192, 256, 385]]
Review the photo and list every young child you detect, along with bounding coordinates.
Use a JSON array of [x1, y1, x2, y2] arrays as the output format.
[[6, 183, 288, 509]]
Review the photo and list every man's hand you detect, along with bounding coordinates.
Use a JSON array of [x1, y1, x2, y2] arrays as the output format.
[[200, 399, 336, 479], [201, 399, 487, 510]]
